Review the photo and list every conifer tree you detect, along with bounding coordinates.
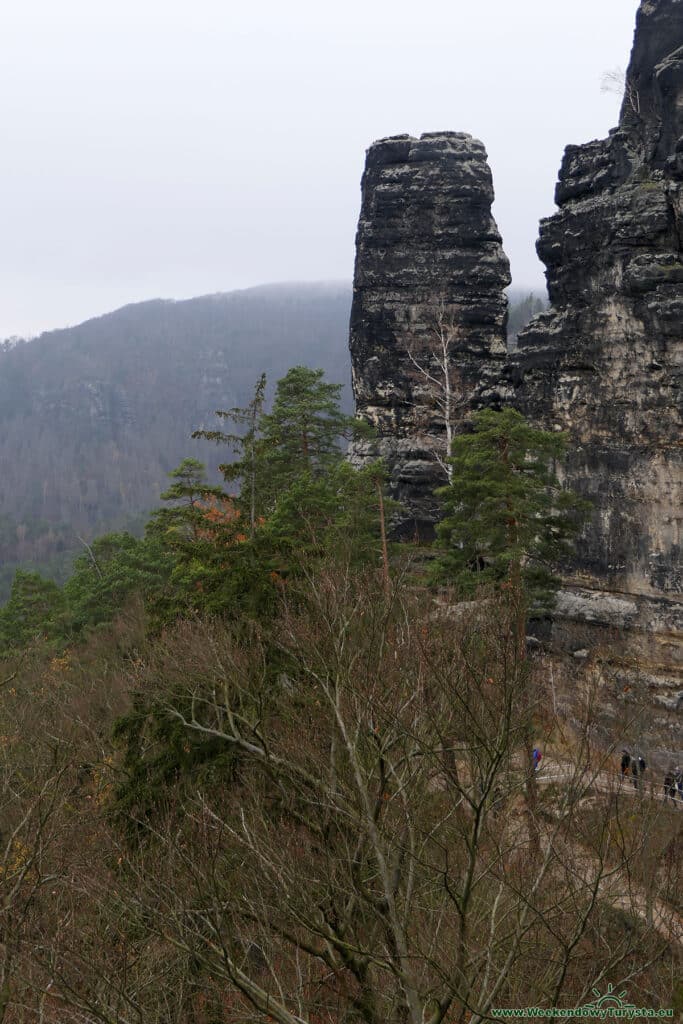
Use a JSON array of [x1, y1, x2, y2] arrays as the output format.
[[261, 461, 390, 576], [193, 373, 267, 539], [64, 532, 172, 633], [251, 367, 384, 576], [145, 459, 254, 620], [432, 408, 587, 613], [258, 366, 367, 506], [147, 458, 227, 545], [0, 570, 67, 651]]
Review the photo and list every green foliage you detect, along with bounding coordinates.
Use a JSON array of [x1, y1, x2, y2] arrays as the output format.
[[112, 690, 240, 835], [0, 570, 68, 651], [261, 460, 389, 576], [108, 617, 286, 835], [105, 370, 387, 820], [258, 366, 369, 509], [1, 365, 384, 652], [146, 458, 227, 545], [183, 367, 383, 610], [193, 373, 267, 539], [432, 408, 588, 610], [145, 457, 279, 623], [63, 532, 174, 634]]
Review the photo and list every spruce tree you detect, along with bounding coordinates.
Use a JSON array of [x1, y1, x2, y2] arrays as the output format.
[[258, 366, 367, 506], [261, 461, 390, 576], [64, 532, 172, 633], [193, 373, 267, 539], [147, 458, 227, 545], [145, 459, 252, 620]]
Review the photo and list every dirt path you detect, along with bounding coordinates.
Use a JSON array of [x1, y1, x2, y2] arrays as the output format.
[[536, 758, 682, 807], [531, 759, 683, 945]]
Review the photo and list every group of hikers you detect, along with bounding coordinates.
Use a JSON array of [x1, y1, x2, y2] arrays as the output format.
[[620, 750, 648, 790], [620, 749, 683, 803]]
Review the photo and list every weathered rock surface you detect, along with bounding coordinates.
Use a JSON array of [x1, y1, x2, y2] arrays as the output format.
[[347, 1, 682, 724], [512, 0, 682, 689], [348, 132, 510, 535]]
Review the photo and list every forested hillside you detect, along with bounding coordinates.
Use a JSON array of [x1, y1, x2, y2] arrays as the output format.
[[506, 287, 548, 345], [0, 285, 545, 601], [0, 366, 677, 1018], [0, 283, 353, 599]]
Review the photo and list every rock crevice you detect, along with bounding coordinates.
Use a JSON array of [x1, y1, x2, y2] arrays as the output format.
[[348, 0, 681, 703], [513, 0, 682, 608]]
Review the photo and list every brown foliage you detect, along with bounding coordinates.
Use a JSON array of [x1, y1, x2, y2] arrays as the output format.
[[0, 570, 679, 1022]]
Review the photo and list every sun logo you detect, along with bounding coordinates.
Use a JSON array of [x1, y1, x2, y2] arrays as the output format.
[[582, 984, 636, 1012]]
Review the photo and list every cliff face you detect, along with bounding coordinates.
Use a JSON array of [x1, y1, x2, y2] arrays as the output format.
[[513, 0, 682, 701], [348, 0, 682, 715], [348, 132, 510, 536]]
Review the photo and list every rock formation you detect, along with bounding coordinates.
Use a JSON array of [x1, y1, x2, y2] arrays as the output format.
[[348, 0, 682, 720], [348, 132, 510, 536], [513, 0, 682, 708]]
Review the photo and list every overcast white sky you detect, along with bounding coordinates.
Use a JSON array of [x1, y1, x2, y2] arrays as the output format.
[[1, 0, 638, 338]]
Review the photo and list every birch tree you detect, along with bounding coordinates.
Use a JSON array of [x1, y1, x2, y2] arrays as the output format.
[[402, 304, 465, 483]]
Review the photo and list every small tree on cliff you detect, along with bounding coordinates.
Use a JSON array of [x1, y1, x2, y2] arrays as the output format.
[[432, 408, 588, 614], [402, 304, 465, 483]]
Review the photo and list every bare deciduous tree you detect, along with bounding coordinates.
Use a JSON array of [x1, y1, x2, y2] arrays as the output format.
[[601, 66, 641, 117], [402, 304, 467, 483], [92, 570, 681, 1024]]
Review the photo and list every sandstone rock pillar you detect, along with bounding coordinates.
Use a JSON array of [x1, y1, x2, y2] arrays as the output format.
[[348, 132, 510, 537]]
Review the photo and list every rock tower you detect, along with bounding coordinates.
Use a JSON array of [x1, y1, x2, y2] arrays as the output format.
[[513, 0, 682, 704], [348, 132, 511, 536], [348, 0, 682, 718]]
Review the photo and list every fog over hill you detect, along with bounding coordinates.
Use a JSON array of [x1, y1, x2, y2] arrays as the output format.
[[0, 282, 544, 600], [0, 282, 353, 599]]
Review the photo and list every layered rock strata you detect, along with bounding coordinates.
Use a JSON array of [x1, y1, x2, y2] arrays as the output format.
[[348, 132, 510, 536], [348, 0, 682, 713], [513, 0, 682, 698]]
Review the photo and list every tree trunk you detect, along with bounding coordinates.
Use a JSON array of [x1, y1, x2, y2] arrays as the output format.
[[376, 480, 390, 595]]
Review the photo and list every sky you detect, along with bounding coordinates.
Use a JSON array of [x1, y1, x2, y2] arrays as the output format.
[[1, 0, 639, 338]]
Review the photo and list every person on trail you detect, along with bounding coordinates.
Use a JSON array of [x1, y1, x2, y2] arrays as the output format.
[[620, 750, 631, 777], [674, 766, 683, 802], [663, 767, 677, 805], [638, 756, 647, 785], [532, 748, 542, 773], [631, 759, 639, 790]]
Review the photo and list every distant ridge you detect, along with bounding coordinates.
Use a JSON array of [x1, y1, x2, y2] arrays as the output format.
[[0, 281, 546, 600], [0, 282, 353, 598]]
